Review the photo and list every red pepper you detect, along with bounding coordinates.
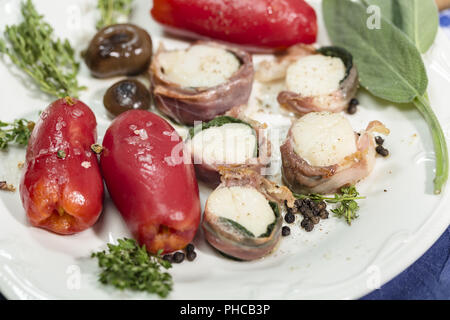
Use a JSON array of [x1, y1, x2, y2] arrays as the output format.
[[20, 97, 104, 235], [151, 0, 317, 52], [100, 110, 201, 254]]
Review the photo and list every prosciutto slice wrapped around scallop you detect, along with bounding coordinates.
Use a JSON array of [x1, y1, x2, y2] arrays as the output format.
[[281, 112, 389, 195], [187, 116, 271, 188], [257, 45, 359, 115], [202, 168, 296, 261], [150, 41, 254, 125]]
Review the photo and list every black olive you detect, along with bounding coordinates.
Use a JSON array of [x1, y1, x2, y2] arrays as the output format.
[[85, 24, 152, 78], [103, 79, 151, 116]]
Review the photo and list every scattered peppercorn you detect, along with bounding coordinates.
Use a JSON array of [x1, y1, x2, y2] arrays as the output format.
[[282, 226, 291, 237], [347, 98, 359, 114], [172, 252, 185, 263], [185, 243, 195, 254], [375, 136, 384, 146], [162, 254, 173, 263], [294, 198, 330, 232], [301, 218, 314, 232], [186, 251, 197, 261], [284, 212, 295, 224], [376, 145, 389, 157]]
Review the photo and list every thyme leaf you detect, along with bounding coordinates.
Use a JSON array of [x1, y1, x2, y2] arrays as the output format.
[[294, 185, 365, 226], [96, 0, 134, 29], [0, 0, 85, 98], [91, 238, 173, 298], [0, 118, 35, 150]]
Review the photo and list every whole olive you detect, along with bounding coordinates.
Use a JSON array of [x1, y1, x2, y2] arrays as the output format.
[[85, 24, 152, 78], [103, 79, 151, 116]]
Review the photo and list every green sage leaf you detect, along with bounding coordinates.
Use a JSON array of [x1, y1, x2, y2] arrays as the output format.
[[363, 0, 439, 53], [323, 0, 427, 103]]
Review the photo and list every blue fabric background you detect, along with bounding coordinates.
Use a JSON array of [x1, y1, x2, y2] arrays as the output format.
[[1, 7, 450, 303], [362, 228, 450, 300]]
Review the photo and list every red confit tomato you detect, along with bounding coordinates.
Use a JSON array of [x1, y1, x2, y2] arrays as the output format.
[[151, 0, 317, 52], [100, 110, 201, 254], [20, 97, 104, 235]]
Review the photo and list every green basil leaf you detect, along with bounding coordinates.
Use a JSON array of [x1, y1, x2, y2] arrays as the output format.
[[363, 0, 438, 53], [219, 217, 255, 238], [323, 0, 428, 103]]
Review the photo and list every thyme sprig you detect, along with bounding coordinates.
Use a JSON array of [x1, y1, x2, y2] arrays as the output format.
[[0, 119, 35, 150], [295, 185, 365, 225], [96, 0, 134, 29], [91, 238, 173, 298], [0, 0, 85, 98]]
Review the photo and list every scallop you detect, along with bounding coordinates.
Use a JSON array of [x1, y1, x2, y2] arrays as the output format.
[[286, 55, 346, 97], [157, 45, 241, 88], [206, 186, 276, 237], [187, 116, 270, 188], [189, 123, 257, 166], [150, 41, 254, 125], [281, 113, 390, 194], [203, 185, 282, 261], [291, 112, 357, 167], [257, 45, 359, 115]]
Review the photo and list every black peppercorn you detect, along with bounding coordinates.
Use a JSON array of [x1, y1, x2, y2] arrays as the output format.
[[186, 251, 197, 261], [319, 209, 329, 219], [347, 98, 359, 115], [375, 136, 384, 146], [162, 254, 173, 263], [282, 226, 291, 237], [301, 218, 314, 232], [284, 212, 295, 224], [376, 145, 389, 157], [185, 243, 195, 253], [172, 252, 185, 263]]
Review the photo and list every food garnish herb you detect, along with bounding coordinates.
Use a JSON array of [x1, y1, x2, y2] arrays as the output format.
[[295, 186, 365, 225], [91, 238, 173, 298], [0, 119, 34, 150], [96, 0, 134, 29], [57, 150, 67, 159], [0, 0, 85, 98], [323, 0, 447, 194]]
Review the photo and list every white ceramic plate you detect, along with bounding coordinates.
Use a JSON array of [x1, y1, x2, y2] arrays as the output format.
[[1, 0, 450, 300]]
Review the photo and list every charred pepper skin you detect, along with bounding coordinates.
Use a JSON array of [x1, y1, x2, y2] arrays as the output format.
[[20, 98, 104, 235], [100, 110, 201, 254], [151, 0, 317, 52]]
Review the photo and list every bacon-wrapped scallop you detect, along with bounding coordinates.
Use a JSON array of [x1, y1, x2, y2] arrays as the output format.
[[187, 116, 270, 188], [150, 42, 254, 125], [257, 46, 358, 115], [202, 168, 295, 261], [281, 112, 389, 195]]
